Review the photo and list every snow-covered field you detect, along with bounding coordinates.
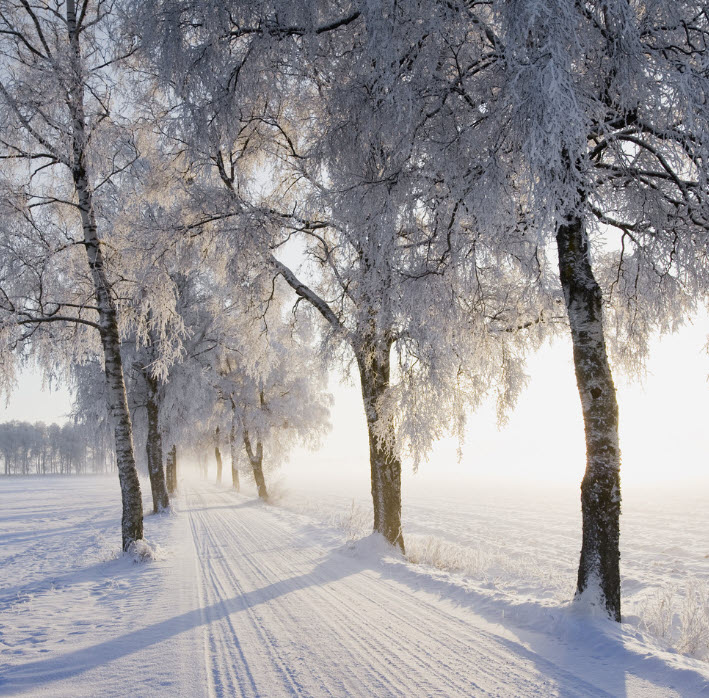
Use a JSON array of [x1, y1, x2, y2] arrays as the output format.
[[1, 474, 708, 696]]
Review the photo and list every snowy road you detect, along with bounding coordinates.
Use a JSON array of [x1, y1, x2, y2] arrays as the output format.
[[187, 484, 580, 696], [2, 477, 708, 697], [182, 482, 702, 697]]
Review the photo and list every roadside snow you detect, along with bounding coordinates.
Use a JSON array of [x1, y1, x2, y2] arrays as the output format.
[[275, 474, 709, 663], [0, 476, 207, 697]]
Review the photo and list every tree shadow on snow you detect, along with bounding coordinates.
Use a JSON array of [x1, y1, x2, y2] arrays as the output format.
[[0, 553, 135, 607], [0, 517, 116, 547], [3, 534, 705, 698], [371, 555, 708, 698], [0, 544, 369, 694]]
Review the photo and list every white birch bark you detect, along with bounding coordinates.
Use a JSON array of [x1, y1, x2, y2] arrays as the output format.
[[66, 0, 144, 550], [230, 403, 241, 492], [243, 430, 267, 500]]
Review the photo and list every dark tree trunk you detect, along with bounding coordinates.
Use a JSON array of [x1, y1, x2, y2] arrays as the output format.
[[357, 341, 405, 554], [557, 215, 621, 622], [215, 427, 223, 484], [144, 369, 170, 513], [230, 409, 240, 492], [243, 431, 267, 500], [166, 445, 177, 494]]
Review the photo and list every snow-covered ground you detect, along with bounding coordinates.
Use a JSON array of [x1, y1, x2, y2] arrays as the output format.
[[0, 476, 207, 697], [276, 473, 709, 660], [1, 474, 708, 696]]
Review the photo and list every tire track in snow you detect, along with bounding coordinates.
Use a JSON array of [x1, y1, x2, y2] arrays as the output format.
[[188, 502, 251, 697], [184, 482, 612, 697], [190, 497, 359, 696], [216, 511, 405, 696], [192, 492, 453, 696], [188, 494, 276, 697]]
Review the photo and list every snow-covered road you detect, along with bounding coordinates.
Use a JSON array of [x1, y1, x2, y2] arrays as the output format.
[[183, 482, 705, 697], [187, 484, 596, 697], [2, 477, 708, 697]]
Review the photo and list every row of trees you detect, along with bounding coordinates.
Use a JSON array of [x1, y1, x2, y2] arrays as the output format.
[[0, 420, 113, 475], [1, 0, 708, 622]]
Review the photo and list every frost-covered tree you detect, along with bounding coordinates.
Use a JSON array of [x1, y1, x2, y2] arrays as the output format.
[[119, 339, 171, 513], [212, 301, 332, 501], [133, 0, 550, 552], [495, 0, 709, 620], [0, 0, 148, 549], [0, 0, 193, 548], [0, 419, 109, 475], [147, 245, 332, 500]]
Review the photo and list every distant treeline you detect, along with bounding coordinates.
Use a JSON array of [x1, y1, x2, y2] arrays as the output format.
[[0, 421, 115, 475]]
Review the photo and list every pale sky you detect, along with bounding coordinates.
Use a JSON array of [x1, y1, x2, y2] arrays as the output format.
[[2, 317, 708, 487], [287, 317, 709, 489]]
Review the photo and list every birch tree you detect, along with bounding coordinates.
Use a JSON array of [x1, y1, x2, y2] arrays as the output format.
[[495, 0, 709, 620], [214, 301, 332, 501], [131, 0, 552, 551], [0, 0, 171, 549]]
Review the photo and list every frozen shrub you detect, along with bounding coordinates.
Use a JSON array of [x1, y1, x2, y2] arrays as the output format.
[[406, 536, 484, 575], [265, 478, 288, 506], [330, 500, 370, 542], [127, 538, 163, 562], [639, 578, 709, 661], [640, 585, 676, 642], [676, 579, 709, 660]]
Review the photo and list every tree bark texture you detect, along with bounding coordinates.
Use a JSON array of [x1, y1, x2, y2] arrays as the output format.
[[244, 431, 267, 500], [230, 409, 240, 492], [215, 427, 223, 485], [67, 0, 143, 551], [166, 445, 177, 494], [144, 369, 170, 513], [557, 215, 621, 621], [357, 341, 405, 554]]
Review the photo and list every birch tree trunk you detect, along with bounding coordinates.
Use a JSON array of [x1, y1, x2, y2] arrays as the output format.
[[556, 214, 621, 621], [272, 260, 404, 551], [357, 341, 405, 554], [67, 0, 143, 550], [230, 408, 240, 492], [144, 369, 170, 513], [215, 427, 223, 484], [244, 431, 267, 500], [166, 444, 177, 495]]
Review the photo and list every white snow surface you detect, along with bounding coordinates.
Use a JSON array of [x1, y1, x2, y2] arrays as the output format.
[[1, 475, 708, 697]]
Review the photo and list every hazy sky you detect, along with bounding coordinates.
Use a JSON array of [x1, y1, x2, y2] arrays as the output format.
[[288, 316, 709, 488], [0, 370, 72, 425], [2, 316, 708, 488]]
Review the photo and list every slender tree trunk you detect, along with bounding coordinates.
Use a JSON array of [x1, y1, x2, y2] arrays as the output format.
[[356, 341, 405, 554], [557, 214, 621, 621], [144, 369, 170, 513], [230, 409, 240, 492], [215, 427, 223, 484], [66, 0, 143, 550], [166, 444, 177, 494], [243, 431, 267, 500]]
